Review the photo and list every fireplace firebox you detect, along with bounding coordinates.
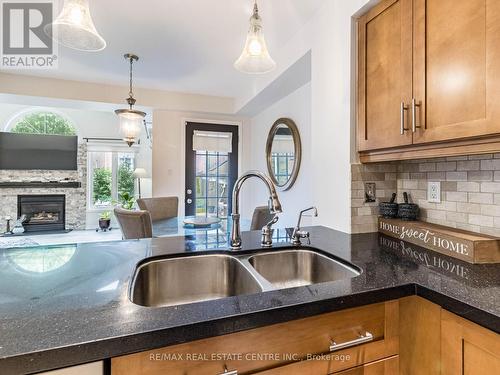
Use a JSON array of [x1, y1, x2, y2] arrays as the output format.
[[17, 195, 66, 232]]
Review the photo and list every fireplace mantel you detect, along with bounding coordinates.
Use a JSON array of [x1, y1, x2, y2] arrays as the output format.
[[0, 182, 81, 189]]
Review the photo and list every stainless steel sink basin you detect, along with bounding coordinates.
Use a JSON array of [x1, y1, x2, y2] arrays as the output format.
[[130, 254, 263, 307], [248, 249, 360, 289]]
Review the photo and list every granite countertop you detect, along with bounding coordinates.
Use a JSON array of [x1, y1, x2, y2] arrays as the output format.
[[0, 226, 498, 374]]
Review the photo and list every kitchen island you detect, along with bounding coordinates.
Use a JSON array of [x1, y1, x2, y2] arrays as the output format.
[[0, 226, 498, 374]]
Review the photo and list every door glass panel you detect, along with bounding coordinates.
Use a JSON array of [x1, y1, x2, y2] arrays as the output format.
[[218, 198, 228, 218], [193, 151, 230, 218], [196, 177, 207, 198], [196, 153, 206, 176], [207, 178, 217, 197], [218, 155, 229, 176], [206, 198, 218, 217], [207, 154, 218, 176], [218, 177, 228, 198], [196, 198, 206, 216]]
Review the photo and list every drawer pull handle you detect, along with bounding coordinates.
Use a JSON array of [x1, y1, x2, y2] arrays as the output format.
[[218, 365, 238, 375], [329, 331, 374, 352]]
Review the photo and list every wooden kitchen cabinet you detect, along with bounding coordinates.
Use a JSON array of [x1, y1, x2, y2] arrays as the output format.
[[357, 0, 500, 161], [441, 310, 500, 375], [111, 297, 500, 374], [111, 301, 399, 375], [413, 0, 500, 144], [357, 0, 413, 151]]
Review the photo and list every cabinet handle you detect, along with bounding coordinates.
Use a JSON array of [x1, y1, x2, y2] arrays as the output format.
[[400, 102, 409, 135], [412, 98, 421, 132], [329, 331, 374, 352], [218, 365, 238, 375]]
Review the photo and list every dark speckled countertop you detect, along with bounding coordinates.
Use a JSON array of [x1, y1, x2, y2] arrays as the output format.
[[0, 226, 498, 374]]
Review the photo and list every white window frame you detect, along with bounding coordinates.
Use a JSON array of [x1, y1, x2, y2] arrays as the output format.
[[86, 142, 138, 212], [4, 107, 79, 136]]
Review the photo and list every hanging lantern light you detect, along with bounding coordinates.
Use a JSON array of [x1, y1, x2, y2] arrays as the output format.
[[44, 0, 106, 52], [234, 0, 276, 74], [115, 54, 146, 147]]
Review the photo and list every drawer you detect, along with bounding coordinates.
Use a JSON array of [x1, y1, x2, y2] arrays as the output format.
[[332, 355, 399, 375], [255, 355, 398, 375], [111, 300, 399, 375], [255, 358, 332, 375]]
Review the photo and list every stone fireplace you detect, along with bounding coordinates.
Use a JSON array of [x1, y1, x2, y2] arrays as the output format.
[[18, 195, 66, 232], [0, 144, 87, 233]]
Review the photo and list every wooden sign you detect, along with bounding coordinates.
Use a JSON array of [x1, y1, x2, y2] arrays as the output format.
[[378, 217, 500, 264]]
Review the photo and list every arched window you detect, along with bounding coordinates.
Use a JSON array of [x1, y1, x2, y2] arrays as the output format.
[[8, 110, 77, 136]]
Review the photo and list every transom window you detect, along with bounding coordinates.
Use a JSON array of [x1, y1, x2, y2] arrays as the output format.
[[9, 111, 77, 136]]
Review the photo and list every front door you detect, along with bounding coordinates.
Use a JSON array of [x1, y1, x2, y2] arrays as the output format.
[[185, 122, 239, 218]]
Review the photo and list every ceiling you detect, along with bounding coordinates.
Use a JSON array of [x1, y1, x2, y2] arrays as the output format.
[[5, 0, 324, 99]]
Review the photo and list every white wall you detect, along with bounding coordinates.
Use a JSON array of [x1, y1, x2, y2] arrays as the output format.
[[242, 83, 312, 227], [238, 0, 370, 233], [309, 0, 371, 233], [152, 110, 250, 216]]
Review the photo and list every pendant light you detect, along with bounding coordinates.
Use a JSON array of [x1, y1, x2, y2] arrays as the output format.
[[45, 0, 106, 52], [115, 54, 146, 147], [234, 0, 276, 74]]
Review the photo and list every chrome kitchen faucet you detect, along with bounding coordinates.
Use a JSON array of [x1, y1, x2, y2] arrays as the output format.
[[230, 171, 282, 249]]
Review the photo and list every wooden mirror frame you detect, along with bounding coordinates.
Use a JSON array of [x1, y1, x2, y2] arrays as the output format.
[[265, 118, 302, 191]]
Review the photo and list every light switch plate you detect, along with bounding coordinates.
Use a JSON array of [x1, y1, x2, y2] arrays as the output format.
[[428, 181, 441, 203]]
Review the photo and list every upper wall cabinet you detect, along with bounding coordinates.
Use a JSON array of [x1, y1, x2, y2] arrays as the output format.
[[357, 0, 413, 151], [357, 0, 500, 161]]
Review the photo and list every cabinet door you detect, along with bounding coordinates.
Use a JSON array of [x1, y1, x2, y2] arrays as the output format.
[[441, 310, 500, 375], [357, 0, 413, 151], [413, 0, 500, 144]]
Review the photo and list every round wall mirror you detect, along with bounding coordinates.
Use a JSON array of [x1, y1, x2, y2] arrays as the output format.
[[266, 118, 302, 191]]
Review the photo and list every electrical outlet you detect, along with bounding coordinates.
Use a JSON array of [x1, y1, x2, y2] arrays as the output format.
[[428, 181, 441, 203]]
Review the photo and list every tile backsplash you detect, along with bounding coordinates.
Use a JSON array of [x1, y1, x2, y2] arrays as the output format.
[[352, 154, 500, 235]]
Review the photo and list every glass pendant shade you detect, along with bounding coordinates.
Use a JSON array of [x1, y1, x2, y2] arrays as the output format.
[[115, 109, 145, 147], [45, 0, 106, 51], [234, 2, 276, 74]]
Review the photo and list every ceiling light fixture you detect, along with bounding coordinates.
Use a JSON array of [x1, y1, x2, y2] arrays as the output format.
[[234, 0, 276, 74], [115, 54, 146, 147], [45, 0, 106, 52]]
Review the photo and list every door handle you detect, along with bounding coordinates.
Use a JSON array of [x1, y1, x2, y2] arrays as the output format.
[[186, 198, 192, 204], [412, 98, 421, 132], [329, 331, 374, 352], [400, 102, 409, 135]]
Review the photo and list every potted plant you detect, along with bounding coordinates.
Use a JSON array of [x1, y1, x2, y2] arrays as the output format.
[[119, 191, 135, 210], [99, 211, 111, 231]]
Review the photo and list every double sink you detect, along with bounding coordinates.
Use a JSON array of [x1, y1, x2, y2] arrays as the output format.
[[130, 249, 361, 308]]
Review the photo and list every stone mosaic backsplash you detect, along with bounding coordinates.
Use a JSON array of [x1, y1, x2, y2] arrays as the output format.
[[0, 144, 87, 233], [352, 153, 500, 235]]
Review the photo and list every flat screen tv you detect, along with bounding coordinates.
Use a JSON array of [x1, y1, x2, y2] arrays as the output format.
[[0, 133, 78, 170]]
